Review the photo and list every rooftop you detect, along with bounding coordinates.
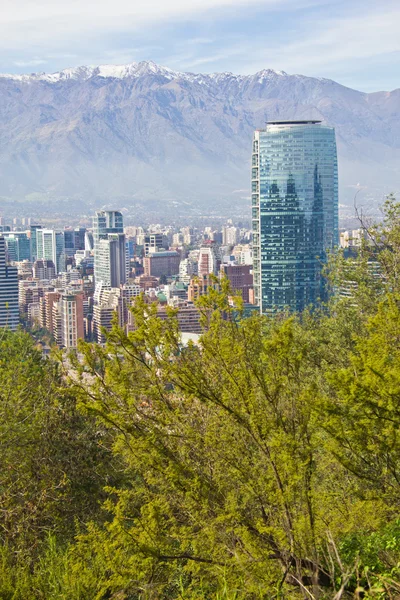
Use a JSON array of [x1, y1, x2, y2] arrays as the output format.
[[266, 120, 322, 125], [148, 251, 180, 257]]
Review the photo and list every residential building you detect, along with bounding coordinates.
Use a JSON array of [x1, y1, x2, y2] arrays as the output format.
[[179, 258, 197, 284], [19, 280, 52, 315], [222, 226, 239, 247], [40, 291, 61, 334], [93, 284, 141, 343], [198, 242, 219, 276], [58, 293, 84, 349], [33, 259, 56, 280], [136, 275, 159, 291], [17, 260, 33, 279]]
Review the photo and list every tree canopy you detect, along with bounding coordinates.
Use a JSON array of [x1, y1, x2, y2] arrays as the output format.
[[1, 200, 400, 599]]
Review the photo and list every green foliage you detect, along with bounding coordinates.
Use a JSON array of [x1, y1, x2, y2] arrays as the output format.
[[0, 328, 119, 559], [1, 198, 400, 597]]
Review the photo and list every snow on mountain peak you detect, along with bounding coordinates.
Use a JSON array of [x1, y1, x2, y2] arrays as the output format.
[[0, 61, 180, 83], [256, 69, 288, 83], [0, 61, 291, 86]]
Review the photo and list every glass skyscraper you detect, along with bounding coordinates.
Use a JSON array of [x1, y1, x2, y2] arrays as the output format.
[[252, 120, 338, 313], [0, 236, 19, 330], [3, 232, 31, 262], [93, 211, 127, 288], [36, 229, 66, 274]]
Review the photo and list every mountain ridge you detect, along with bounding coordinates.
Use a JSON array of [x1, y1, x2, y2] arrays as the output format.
[[0, 60, 398, 215]]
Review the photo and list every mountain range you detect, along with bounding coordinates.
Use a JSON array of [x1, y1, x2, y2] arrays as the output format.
[[0, 60, 399, 216]]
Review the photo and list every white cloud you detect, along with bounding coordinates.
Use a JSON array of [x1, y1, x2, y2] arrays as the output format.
[[236, 4, 400, 76], [0, 0, 398, 91], [13, 58, 47, 67], [0, 0, 278, 23], [0, 0, 317, 53]]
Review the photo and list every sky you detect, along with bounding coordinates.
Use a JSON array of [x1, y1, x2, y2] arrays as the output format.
[[0, 0, 399, 92]]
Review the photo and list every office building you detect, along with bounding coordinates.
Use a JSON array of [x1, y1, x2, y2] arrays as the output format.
[[0, 236, 19, 330], [143, 251, 180, 278], [30, 225, 42, 261], [252, 120, 338, 313], [93, 211, 127, 287], [3, 232, 31, 262], [220, 264, 253, 303], [64, 229, 75, 257], [36, 229, 66, 274], [64, 227, 86, 257], [144, 233, 167, 256]]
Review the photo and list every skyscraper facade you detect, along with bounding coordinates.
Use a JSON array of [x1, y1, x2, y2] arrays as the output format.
[[0, 236, 19, 330], [30, 224, 42, 261], [252, 121, 338, 313], [93, 211, 127, 287], [36, 229, 66, 274], [3, 232, 31, 262]]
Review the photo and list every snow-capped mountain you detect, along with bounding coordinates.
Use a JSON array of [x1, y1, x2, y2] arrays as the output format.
[[0, 60, 398, 212]]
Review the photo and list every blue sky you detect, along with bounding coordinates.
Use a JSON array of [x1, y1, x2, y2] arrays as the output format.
[[1, 0, 399, 91]]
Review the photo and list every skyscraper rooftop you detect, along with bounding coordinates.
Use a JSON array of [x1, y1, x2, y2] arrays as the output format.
[[266, 120, 322, 125]]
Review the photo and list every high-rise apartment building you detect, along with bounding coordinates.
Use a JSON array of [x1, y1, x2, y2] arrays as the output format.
[[0, 236, 19, 330], [92, 284, 140, 344], [179, 258, 197, 284], [33, 259, 56, 281], [93, 211, 127, 287], [252, 120, 338, 313], [198, 242, 219, 276], [222, 226, 239, 247], [59, 293, 84, 349], [36, 229, 66, 274]]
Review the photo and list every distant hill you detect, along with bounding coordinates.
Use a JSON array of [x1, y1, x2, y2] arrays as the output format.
[[0, 60, 399, 215]]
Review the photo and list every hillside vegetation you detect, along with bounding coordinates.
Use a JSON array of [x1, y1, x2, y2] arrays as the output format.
[[1, 201, 400, 598]]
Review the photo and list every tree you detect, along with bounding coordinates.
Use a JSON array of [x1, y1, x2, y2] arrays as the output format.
[[0, 329, 119, 558], [69, 286, 400, 599]]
